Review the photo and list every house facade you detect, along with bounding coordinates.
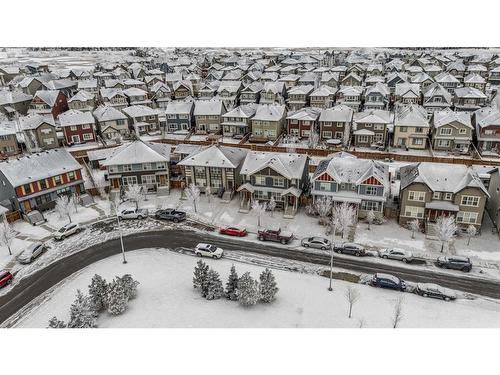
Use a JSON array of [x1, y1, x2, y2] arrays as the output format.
[[193, 99, 226, 134], [352, 109, 392, 148], [473, 107, 500, 155], [393, 104, 430, 149], [165, 100, 194, 133], [250, 104, 287, 141], [0, 120, 20, 156], [221, 104, 257, 137], [19, 114, 59, 152], [431, 109, 472, 152], [58, 109, 97, 145], [93, 105, 130, 139], [286, 107, 321, 139], [318, 104, 353, 143]]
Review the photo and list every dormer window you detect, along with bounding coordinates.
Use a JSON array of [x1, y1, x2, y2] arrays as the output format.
[[433, 192, 440, 200]]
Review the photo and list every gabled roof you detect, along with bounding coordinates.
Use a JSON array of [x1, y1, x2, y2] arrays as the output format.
[[0, 120, 17, 136], [338, 86, 363, 96], [178, 144, 247, 168], [194, 99, 225, 116], [58, 109, 95, 127], [423, 83, 452, 104], [433, 109, 472, 129], [434, 72, 460, 84], [463, 73, 486, 84], [0, 148, 81, 187], [0, 90, 32, 105], [394, 104, 429, 127], [365, 82, 390, 97], [100, 88, 126, 100], [395, 82, 420, 98], [19, 113, 55, 130], [474, 107, 500, 128], [222, 103, 258, 119], [241, 81, 264, 93], [288, 85, 314, 95], [252, 104, 286, 121], [454, 86, 487, 99], [33, 90, 62, 107], [122, 105, 158, 118], [262, 81, 285, 94], [123, 87, 148, 97], [165, 100, 194, 114], [93, 105, 128, 122], [310, 85, 337, 97], [240, 151, 308, 180], [400, 162, 489, 196], [68, 90, 94, 103], [102, 140, 171, 166], [354, 109, 392, 124], [286, 107, 321, 121], [319, 104, 354, 122]]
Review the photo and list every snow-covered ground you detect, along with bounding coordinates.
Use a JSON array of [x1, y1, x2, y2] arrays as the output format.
[[10, 248, 500, 328]]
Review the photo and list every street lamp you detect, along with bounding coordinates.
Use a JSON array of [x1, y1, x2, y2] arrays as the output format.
[[113, 197, 127, 264]]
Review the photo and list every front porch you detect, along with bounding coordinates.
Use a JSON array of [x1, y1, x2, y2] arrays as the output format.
[[236, 184, 301, 218]]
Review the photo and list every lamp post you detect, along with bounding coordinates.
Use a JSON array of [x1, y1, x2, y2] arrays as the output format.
[[113, 197, 127, 264]]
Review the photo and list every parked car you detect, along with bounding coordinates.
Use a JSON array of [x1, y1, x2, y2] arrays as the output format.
[[334, 242, 366, 256], [0, 270, 13, 288], [155, 208, 186, 223], [378, 248, 413, 263], [415, 283, 457, 301], [54, 223, 81, 241], [301, 236, 331, 250], [219, 227, 247, 237], [257, 228, 294, 244], [118, 208, 148, 220], [437, 256, 472, 272], [16, 242, 46, 264], [370, 273, 406, 291], [194, 243, 224, 259]]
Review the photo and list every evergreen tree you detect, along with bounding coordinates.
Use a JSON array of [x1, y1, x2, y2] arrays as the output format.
[[205, 269, 224, 300], [259, 268, 279, 303], [67, 290, 98, 328], [193, 260, 209, 290], [88, 274, 108, 312], [119, 274, 140, 300], [106, 278, 129, 315], [47, 316, 66, 328], [236, 272, 260, 307], [225, 264, 239, 301]]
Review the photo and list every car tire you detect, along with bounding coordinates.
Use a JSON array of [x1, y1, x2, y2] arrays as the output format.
[[196, 252, 202, 257], [7, 278, 12, 285], [173, 218, 179, 223], [213, 255, 218, 259], [337, 249, 342, 254], [321, 246, 326, 250], [258, 236, 264, 241], [303, 243, 309, 247], [422, 293, 428, 298], [402, 258, 408, 263], [281, 239, 287, 245], [463, 267, 471, 273], [444, 296, 450, 301], [355, 252, 360, 257], [383, 255, 388, 259], [61, 235, 65, 240]]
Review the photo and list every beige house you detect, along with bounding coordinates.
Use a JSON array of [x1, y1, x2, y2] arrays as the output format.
[[19, 114, 59, 152], [193, 99, 226, 134], [393, 104, 430, 149], [250, 104, 287, 141], [432, 109, 473, 152]]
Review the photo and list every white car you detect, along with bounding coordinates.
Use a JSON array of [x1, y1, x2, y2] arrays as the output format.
[[378, 248, 413, 263], [17, 242, 46, 264], [118, 208, 148, 220], [54, 223, 82, 241], [194, 243, 224, 259]]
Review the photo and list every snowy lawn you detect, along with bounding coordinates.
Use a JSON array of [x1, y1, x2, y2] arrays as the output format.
[[42, 205, 101, 229], [0, 238, 34, 268], [11, 248, 500, 328]]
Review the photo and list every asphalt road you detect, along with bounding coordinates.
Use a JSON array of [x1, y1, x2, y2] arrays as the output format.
[[1, 228, 500, 325]]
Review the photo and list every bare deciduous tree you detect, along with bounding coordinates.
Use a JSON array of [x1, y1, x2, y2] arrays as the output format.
[[267, 196, 276, 217], [366, 210, 376, 230], [344, 285, 360, 318], [0, 221, 16, 256], [124, 184, 144, 209], [333, 202, 356, 239], [409, 219, 420, 239], [55, 195, 73, 223], [466, 224, 477, 246], [391, 296, 405, 329], [251, 200, 266, 227], [435, 216, 458, 253], [315, 196, 332, 226], [184, 183, 201, 213], [205, 185, 212, 204]]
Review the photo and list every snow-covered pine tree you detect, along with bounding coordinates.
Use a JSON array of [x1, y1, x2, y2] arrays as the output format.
[[119, 274, 140, 299], [259, 268, 279, 303], [225, 264, 239, 301], [204, 269, 224, 300], [88, 274, 108, 312], [106, 278, 129, 315], [236, 272, 260, 307], [67, 290, 98, 328], [47, 316, 67, 328], [193, 260, 209, 290]]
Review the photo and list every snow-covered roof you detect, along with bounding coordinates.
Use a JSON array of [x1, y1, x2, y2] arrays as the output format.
[[123, 87, 148, 97], [252, 104, 286, 121], [102, 140, 171, 166], [394, 104, 429, 127], [122, 105, 157, 118], [319, 104, 354, 122], [77, 79, 98, 89], [58, 109, 95, 127], [354, 109, 392, 124], [454, 86, 487, 99], [165, 100, 193, 114], [433, 109, 472, 129], [178, 144, 247, 169], [474, 107, 500, 128], [240, 151, 308, 180], [93, 105, 128, 122], [19, 113, 55, 130], [288, 85, 314, 95], [423, 83, 452, 103], [463, 73, 486, 84], [0, 90, 32, 105], [434, 72, 460, 84], [100, 88, 125, 100], [222, 103, 258, 119], [0, 148, 81, 187], [395, 82, 420, 98], [365, 82, 390, 97], [400, 162, 489, 196], [68, 90, 94, 103], [310, 85, 337, 97], [193, 99, 225, 116], [0, 120, 17, 136], [286, 107, 321, 121]]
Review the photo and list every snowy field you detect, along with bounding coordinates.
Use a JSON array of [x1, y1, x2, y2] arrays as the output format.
[[11, 248, 500, 328]]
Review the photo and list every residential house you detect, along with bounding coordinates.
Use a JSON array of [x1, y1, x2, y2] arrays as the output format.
[[473, 106, 500, 155], [320, 72, 340, 88], [165, 100, 194, 133], [149, 82, 171, 109], [393, 104, 430, 149], [394, 83, 421, 105], [467, 64, 488, 79], [352, 109, 392, 148], [221, 103, 257, 137], [178, 144, 248, 198], [173, 80, 194, 100], [123, 87, 152, 107], [431, 109, 473, 153], [0, 90, 32, 118], [486, 167, 500, 232], [446, 61, 466, 81], [122, 105, 160, 135], [240, 82, 263, 104], [67, 90, 95, 111], [399, 162, 489, 230], [102, 140, 171, 195], [309, 85, 337, 109], [0, 148, 84, 213], [336, 86, 363, 112], [434, 72, 460, 94], [341, 72, 363, 87], [193, 99, 226, 134], [488, 67, 500, 85], [278, 74, 301, 90], [19, 114, 59, 152], [216, 81, 241, 110], [463, 73, 487, 92], [286, 107, 321, 139], [18, 77, 43, 96], [298, 72, 319, 87], [259, 82, 286, 105], [77, 79, 99, 96], [58, 109, 97, 145], [422, 83, 452, 115], [410, 72, 434, 91], [364, 83, 390, 110], [29, 90, 68, 119], [250, 104, 287, 141], [100, 88, 128, 110], [318, 104, 353, 144], [237, 151, 310, 217], [386, 72, 408, 94], [0, 120, 20, 156], [93, 105, 130, 140], [311, 156, 389, 219], [453, 86, 487, 111], [287, 85, 314, 111]]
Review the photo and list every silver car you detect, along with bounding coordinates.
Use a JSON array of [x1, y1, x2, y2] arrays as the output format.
[[378, 248, 413, 263], [301, 237, 331, 250], [17, 242, 45, 264]]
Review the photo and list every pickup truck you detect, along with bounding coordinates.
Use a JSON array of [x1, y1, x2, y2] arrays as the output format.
[[257, 228, 294, 244], [155, 208, 187, 223], [118, 208, 149, 220]]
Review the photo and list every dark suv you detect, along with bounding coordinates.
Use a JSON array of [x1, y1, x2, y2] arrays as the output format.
[[155, 209, 187, 223], [437, 256, 472, 272], [334, 242, 366, 257], [370, 273, 406, 291]]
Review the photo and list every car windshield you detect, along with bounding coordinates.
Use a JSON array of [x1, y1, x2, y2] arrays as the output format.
[[58, 227, 67, 232], [208, 245, 217, 252]]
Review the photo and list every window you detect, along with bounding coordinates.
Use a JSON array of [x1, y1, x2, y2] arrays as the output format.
[[437, 139, 450, 147], [122, 176, 137, 186], [459, 128, 467, 135], [141, 175, 156, 185], [461, 195, 480, 207], [374, 124, 385, 131], [122, 164, 132, 172], [404, 205, 424, 218], [290, 119, 298, 124], [361, 201, 379, 211], [68, 172, 75, 181], [365, 186, 378, 196], [335, 131, 343, 139], [444, 193, 452, 200], [40, 180, 47, 189], [399, 127, 407, 132], [54, 175, 62, 185], [70, 126, 77, 131], [253, 190, 267, 200], [44, 138, 54, 145], [83, 133, 93, 141], [365, 123, 372, 128], [273, 177, 285, 187], [408, 191, 425, 201], [117, 120, 125, 125], [318, 182, 331, 191], [271, 192, 283, 201], [301, 130, 310, 137], [23, 184, 32, 194], [456, 211, 478, 224], [433, 192, 440, 200], [322, 131, 332, 138], [440, 128, 452, 135], [254, 175, 266, 185]]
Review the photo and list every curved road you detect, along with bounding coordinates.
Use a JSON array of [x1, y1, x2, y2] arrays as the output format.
[[1, 228, 500, 324]]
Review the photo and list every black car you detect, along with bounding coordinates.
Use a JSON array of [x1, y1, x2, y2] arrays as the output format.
[[415, 283, 456, 301], [334, 242, 366, 256], [436, 256, 472, 272], [370, 273, 406, 291], [155, 209, 187, 223]]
